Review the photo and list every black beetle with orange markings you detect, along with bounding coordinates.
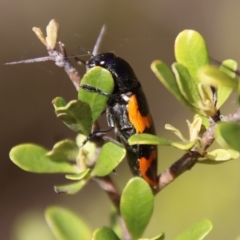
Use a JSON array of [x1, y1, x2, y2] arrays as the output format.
[[82, 52, 158, 188]]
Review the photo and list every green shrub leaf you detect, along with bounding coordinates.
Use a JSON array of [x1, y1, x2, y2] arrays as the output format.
[[170, 141, 196, 150], [205, 149, 239, 161], [92, 227, 120, 240], [46, 139, 79, 162], [65, 169, 91, 180], [45, 206, 91, 240], [217, 59, 237, 108], [54, 180, 87, 194], [198, 65, 238, 90], [151, 61, 194, 110], [120, 177, 154, 239], [52, 99, 92, 136], [172, 63, 201, 109], [9, 144, 79, 174], [128, 133, 195, 150], [91, 142, 126, 177], [139, 233, 165, 240], [174, 219, 212, 240], [215, 122, 240, 151], [128, 133, 171, 145], [79, 66, 114, 123], [52, 97, 67, 108], [175, 30, 209, 84]]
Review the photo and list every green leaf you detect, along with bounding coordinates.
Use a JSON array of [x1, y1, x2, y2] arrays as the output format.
[[215, 122, 240, 151], [174, 219, 212, 240], [170, 141, 196, 150], [217, 59, 237, 108], [128, 133, 195, 150], [45, 206, 91, 240], [92, 227, 120, 240], [205, 149, 239, 161], [220, 59, 238, 78], [79, 66, 114, 123], [53, 99, 92, 136], [151, 61, 193, 110], [172, 63, 202, 109], [9, 144, 79, 174], [199, 148, 239, 165], [52, 97, 67, 109], [91, 142, 126, 177], [139, 233, 165, 240], [198, 65, 238, 90], [65, 169, 90, 180], [46, 139, 79, 162], [165, 124, 187, 141], [54, 180, 87, 194], [128, 133, 171, 145], [172, 63, 215, 116], [175, 30, 209, 84], [120, 177, 154, 239]]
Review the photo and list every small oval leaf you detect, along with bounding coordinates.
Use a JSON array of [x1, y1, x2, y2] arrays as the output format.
[[198, 65, 238, 90], [175, 30, 210, 84], [54, 180, 87, 194], [215, 122, 240, 151], [151, 61, 204, 114], [46, 139, 79, 162], [92, 227, 120, 240], [65, 169, 91, 180], [79, 66, 114, 123], [128, 133, 171, 146], [91, 142, 126, 177], [151, 61, 193, 109], [139, 233, 165, 240], [120, 177, 154, 239], [52, 97, 68, 109], [9, 144, 79, 174], [172, 63, 202, 109], [45, 206, 91, 240], [53, 99, 92, 135], [205, 149, 239, 161], [128, 134, 195, 150], [170, 141, 196, 150], [174, 219, 212, 240], [217, 59, 237, 108]]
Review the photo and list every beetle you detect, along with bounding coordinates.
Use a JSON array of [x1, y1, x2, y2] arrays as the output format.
[[82, 52, 158, 188]]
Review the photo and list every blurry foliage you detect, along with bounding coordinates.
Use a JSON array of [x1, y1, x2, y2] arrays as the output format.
[[9, 20, 240, 239]]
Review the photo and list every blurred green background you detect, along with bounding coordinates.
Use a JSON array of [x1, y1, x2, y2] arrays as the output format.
[[1, 0, 240, 239]]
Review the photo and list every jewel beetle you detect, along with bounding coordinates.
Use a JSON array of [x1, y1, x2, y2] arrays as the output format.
[[82, 52, 158, 188]]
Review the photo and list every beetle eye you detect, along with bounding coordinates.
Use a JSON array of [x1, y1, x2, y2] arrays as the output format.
[[100, 61, 105, 65]]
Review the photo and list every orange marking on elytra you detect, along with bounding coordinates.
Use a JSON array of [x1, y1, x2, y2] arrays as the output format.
[[128, 94, 152, 133], [139, 149, 157, 187]]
